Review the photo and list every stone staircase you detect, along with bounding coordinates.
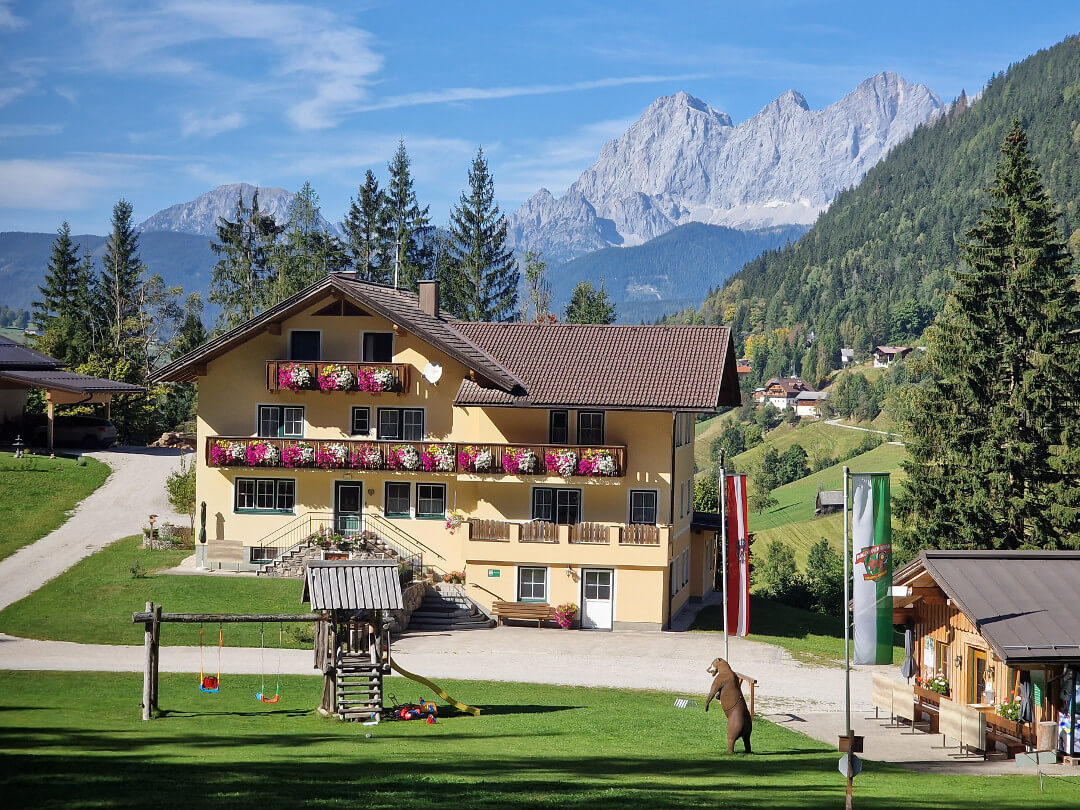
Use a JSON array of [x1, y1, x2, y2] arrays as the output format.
[[257, 533, 417, 578], [406, 586, 495, 632]]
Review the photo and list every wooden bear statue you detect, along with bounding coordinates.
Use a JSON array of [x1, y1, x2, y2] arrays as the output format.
[[705, 657, 752, 753]]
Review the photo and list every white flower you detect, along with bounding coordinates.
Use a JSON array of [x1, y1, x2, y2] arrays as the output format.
[[373, 368, 395, 390], [473, 449, 492, 471]]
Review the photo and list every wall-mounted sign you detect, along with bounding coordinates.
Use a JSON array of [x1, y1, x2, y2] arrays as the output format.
[[488, 569, 500, 578]]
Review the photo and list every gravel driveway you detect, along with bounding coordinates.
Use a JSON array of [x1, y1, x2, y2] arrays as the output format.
[[0, 446, 184, 612]]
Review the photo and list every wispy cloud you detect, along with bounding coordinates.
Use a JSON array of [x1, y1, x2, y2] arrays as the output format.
[[0, 59, 45, 109], [0, 123, 64, 137], [0, 0, 24, 29], [0, 159, 111, 209], [355, 74, 707, 113], [180, 110, 246, 139]]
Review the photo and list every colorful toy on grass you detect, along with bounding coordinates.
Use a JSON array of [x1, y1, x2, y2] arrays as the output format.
[[395, 698, 438, 721]]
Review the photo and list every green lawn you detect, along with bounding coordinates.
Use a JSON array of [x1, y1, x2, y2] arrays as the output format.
[[727, 419, 875, 476], [0, 450, 110, 561], [691, 597, 903, 667], [0, 671, 1066, 809], [0, 535, 310, 648]]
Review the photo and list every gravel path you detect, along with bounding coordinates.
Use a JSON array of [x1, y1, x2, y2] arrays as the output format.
[[0, 447, 184, 611], [0, 625, 896, 714]]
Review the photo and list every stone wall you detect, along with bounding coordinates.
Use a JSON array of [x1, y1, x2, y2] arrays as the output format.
[[386, 582, 426, 635]]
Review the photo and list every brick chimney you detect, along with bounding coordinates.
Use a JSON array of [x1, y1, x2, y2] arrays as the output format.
[[418, 279, 440, 317]]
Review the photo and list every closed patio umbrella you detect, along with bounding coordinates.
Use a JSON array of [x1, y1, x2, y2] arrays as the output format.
[[1019, 672, 1034, 723], [900, 621, 917, 680]]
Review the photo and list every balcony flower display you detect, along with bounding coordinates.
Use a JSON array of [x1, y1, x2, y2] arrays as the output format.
[[915, 672, 950, 696], [244, 440, 281, 467], [316, 442, 350, 469], [357, 366, 397, 392], [350, 445, 383, 470], [421, 443, 456, 472], [387, 444, 421, 471], [281, 441, 315, 468], [545, 448, 578, 477], [278, 362, 314, 392], [577, 448, 617, 477], [502, 447, 538, 474], [317, 363, 356, 392], [457, 445, 492, 473], [210, 440, 247, 466], [445, 508, 466, 534]]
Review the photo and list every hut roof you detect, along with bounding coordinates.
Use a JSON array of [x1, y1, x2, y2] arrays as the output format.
[[302, 559, 403, 611]]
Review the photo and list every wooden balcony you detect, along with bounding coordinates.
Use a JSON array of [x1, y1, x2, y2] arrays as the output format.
[[265, 360, 409, 394], [464, 519, 669, 548], [620, 523, 661, 545], [205, 436, 627, 478]]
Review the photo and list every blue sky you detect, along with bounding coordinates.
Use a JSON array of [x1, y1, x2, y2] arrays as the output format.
[[1, 0, 1078, 234]]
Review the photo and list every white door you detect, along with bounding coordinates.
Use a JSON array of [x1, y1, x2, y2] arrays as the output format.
[[581, 569, 614, 630]]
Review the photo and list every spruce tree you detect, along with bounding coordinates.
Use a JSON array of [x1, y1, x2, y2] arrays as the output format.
[[271, 181, 345, 301], [33, 222, 82, 364], [343, 170, 391, 282], [99, 199, 146, 359], [564, 280, 616, 324], [896, 122, 1080, 552], [444, 148, 519, 321], [384, 141, 434, 289], [209, 188, 282, 326]]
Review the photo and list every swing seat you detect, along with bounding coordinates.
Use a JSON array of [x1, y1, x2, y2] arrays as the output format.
[[255, 692, 280, 704], [200, 675, 220, 693]]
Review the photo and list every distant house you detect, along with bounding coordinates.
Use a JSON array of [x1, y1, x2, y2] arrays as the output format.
[[736, 358, 752, 375], [873, 346, 913, 368], [840, 348, 855, 365], [795, 390, 828, 418], [759, 377, 814, 410], [814, 489, 844, 516]]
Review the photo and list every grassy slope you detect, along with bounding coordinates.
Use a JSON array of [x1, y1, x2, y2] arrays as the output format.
[[728, 419, 872, 475], [693, 411, 739, 472], [0, 535, 308, 648], [0, 671, 1063, 810], [0, 451, 110, 561]]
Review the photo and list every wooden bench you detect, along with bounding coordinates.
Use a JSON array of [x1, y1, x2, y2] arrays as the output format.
[[491, 600, 555, 628]]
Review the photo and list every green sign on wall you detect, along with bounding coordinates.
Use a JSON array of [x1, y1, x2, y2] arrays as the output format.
[[488, 569, 500, 578]]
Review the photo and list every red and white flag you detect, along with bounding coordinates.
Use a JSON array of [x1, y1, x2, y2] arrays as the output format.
[[725, 473, 751, 636]]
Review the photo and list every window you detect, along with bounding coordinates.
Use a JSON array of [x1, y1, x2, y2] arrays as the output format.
[[687, 478, 694, 516], [630, 490, 658, 525], [518, 566, 547, 602], [416, 483, 446, 519], [669, 561, 678, 596], [377, 408, 424, 440], [578, 411, 604, 444], [350, 407, 371, 436], [235, 478, 295, 513], [549, 410, 569, 444], [937, 641, 950, 681], [681, 549, 690, 589], [258, 405, 304, 438], [583, 570, 612, 601], [362, 332, 394, 362], [679, 482, 685, 519], [385, 482, 411, 518], [532, 487, 580, 525], [289, 330, 320, 361]]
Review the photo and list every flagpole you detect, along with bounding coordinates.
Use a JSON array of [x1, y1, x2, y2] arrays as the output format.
[[719, 456, 729, 662], [843, 465, 851, 736]]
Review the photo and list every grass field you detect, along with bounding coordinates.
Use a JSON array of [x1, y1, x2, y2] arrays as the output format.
[[0, 535, 310, 648], [727, 419, 876, 476], [0, 670, 1068, 809], [691, 596, 903, 666], [0, 450, 110, 562]]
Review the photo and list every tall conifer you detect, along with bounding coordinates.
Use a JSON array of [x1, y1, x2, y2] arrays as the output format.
[[33, 222, 82, 364], [99, 199, 146, 359], [343, 170, 391, 282], [209, 188, 282, 326], [384, 141, 434, 289]]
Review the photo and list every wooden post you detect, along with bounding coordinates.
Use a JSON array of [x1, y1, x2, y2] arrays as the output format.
[[46, 397, 55, 451], [142, 601, 153, 721], [150, 604, 162, 712]]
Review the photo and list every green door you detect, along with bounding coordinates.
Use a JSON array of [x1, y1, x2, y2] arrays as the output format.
[[334, 481, 363, 535]]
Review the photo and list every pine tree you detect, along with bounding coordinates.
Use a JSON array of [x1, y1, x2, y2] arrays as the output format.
[[271, 181, 346, 301], [161, 292, 206, 429], [99, 199, 146, 359], [342, 170, 391, 282], [384, 141, 434, 289], [896, 122, 1080, 552], [521, 250, 552, 322], [32, 222, 82, 364], [564, 280, 616, 324], [209, 188, 282, 327], [443, 148, 518, 321]]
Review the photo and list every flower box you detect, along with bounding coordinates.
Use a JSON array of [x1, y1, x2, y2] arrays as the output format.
[[278, 362, 314, 392], [421, 443, 456, 472], [387, 444, 421, 471], [457, 445, 492, 473], [578, 448, 617, 476], [282, 442, 315, 468], [502, 447, 538, 474], [317, 363, 357, 392], [545, 448, 578, 477], [316, 442, 350, 469]]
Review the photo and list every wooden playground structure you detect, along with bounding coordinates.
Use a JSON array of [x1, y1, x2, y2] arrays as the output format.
[[131, 559, 479, 721]]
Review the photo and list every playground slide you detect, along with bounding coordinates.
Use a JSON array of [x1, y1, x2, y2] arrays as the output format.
[[387, 655, 481, 716]]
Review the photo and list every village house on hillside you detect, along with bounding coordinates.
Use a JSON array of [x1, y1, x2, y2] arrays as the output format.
[[151, 274, 741, 631], [752, 376, 815, 410], [795, 390, 828, 418], [872, 345, 914, 367]]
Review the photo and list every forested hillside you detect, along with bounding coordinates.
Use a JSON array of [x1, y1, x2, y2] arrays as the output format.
[[669, 34, 1080, 385]]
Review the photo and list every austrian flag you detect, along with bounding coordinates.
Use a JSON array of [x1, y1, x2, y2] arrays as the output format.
[[724, 473, 751, 637]]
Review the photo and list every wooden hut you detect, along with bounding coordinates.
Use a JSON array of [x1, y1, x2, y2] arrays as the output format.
[[893, 550, 1080, 758], [303, 559, 403, 721]]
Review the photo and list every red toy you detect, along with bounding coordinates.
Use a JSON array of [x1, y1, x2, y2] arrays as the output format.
[[396, 699, 438, 721]]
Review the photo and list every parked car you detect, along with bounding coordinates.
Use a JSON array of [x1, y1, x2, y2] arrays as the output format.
[[29, 415, 118, 449]]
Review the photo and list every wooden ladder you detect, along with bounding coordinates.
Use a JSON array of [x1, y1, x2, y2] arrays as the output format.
[[335, 654, 383, 722]]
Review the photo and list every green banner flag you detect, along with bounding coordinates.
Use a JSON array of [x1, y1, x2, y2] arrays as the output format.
[[851, 473, 892, 665]]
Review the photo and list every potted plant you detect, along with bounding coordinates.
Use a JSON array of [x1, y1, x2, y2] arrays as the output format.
[[421, 443, 456, 472], [457, 445, 492, 472], [282, 442, 315, 468], [545, 448, 578, 477], [502, 447, 538, 474], [578, 448, 617, 476], [350, 445, 383, 470], [317, 363, 357, 391], [278, 362, 314, 392], [357, 366, 396, 392], [245, 440, 281, 467], [315, 442, 350, 469], [445, 509, 466, 534], [387, 444, 421, 470], [554, 603, 578, 629]]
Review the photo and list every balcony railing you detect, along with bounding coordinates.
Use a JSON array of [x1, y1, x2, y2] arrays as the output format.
[[266, 360, 410, 394], [464, 519, 667, 547], [205, 436, 627, 478]]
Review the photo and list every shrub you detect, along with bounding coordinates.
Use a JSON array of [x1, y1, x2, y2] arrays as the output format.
[[804, 539, 844, 615], [129, 558, 147, 579], [752, 539, 811, 609], [694, 476, 719, 512], [165, 451, 196, 530]]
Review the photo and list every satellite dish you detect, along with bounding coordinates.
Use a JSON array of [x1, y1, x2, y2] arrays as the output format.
[[422, 362, 443, 385]]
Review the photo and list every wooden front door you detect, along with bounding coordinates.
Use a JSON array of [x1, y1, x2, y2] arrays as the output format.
[[968, 647, 988, 704]]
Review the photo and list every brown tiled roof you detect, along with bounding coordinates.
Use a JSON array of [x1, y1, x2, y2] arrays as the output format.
[[452, 322, 739, 411], [150, 275, 522, 391], [763, 377, 814, 396], [0, 335, 63, 369]]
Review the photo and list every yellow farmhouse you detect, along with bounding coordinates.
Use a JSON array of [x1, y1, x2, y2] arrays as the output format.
[[153, 274, 740, 630]]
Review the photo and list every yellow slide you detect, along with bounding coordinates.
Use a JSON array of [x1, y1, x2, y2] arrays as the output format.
[[387, 654, 481, 716]]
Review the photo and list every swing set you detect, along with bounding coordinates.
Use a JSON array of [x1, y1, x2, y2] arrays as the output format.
[[195, 622, 281, 701]]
